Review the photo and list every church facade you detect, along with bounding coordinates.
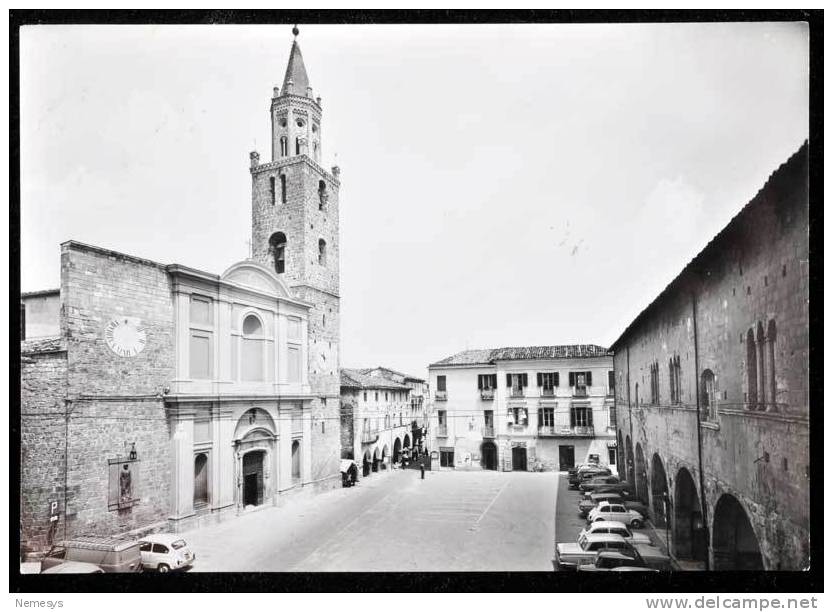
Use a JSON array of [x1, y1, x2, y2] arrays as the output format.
[[20, 33, 342, 552]]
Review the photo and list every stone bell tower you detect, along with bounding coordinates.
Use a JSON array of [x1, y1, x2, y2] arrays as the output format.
[[249, 26, 341, 480]]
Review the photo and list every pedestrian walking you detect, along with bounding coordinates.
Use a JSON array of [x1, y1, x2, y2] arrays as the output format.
[[420, 458, 425, 480]]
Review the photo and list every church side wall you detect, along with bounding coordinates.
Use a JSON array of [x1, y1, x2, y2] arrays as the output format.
[[60, 242, 175, 538]]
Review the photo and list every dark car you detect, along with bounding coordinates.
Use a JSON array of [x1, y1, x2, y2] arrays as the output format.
[[592, 482, 634, 497], [579, 475, 622, 492], [570, 467, 612, 489]]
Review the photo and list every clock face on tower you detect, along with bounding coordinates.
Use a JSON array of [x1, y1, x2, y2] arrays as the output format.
[[104, 317, 147, 357]]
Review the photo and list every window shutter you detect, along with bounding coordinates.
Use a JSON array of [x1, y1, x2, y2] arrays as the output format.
[[477, 375, 482, 390], [522, 373, 528, 387], [536, 373, 542, 387], [491, 374, 497, 389], [506, 374, 512, 388], [586, 371, 593, 386], [555, 372, 560, 387], [569, 372, 575, 387], [588, 408, 594, 426]]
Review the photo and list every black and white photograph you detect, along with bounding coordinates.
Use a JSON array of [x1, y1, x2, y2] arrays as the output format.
[[11, 9, 820, 597]]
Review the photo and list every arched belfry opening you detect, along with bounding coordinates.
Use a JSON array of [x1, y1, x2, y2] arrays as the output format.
[[269, 232, 286, 275]]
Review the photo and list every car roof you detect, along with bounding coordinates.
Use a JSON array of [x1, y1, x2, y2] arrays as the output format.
[[139, 533, 185, 545], [584, 533, 627, 543], [596, 551, 640, 561], [589, 520, 629, 530], [58, 535, 139, 552]]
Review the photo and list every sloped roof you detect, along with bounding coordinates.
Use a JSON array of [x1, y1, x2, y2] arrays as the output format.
[[362, 366, 426, 383], [340, 368, 411, 391], [429, 345, 611, 368], [610, 141, 809, 351], [282, 40, 310, 95]]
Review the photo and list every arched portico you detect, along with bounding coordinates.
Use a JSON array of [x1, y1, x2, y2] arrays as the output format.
[[674, 467, 707, 562], [393, 437, 402, 462], [362, 450, 371, 477], [712, 493, 764, 570], [650, 453, 669, 528]]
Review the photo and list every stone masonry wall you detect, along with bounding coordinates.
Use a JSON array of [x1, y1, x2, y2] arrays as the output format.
[[613, 144, 809, 569], [20, 339, 68, 552], [60, 242, 175, 539]]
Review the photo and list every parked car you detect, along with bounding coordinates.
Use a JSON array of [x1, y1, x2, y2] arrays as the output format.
[[578, 520, 652, 545], [554, 533, 635, 571], [588, 501, 645, 528], [592, 482, 634, 497], [138, 534, 195, 572], [41, 561, 104, 574], [577, 550, 648, 572], [568, 465, 610, 488], [40, 536, 142, 573], [632, 543, 674, 571], [623, 500, 652, 520], [578, 492, 626, 517], [579, 475, 622, 492]]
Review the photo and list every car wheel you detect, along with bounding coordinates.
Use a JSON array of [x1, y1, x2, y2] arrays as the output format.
[[158, 563, 170, 573], [630, 519, 642, 528]]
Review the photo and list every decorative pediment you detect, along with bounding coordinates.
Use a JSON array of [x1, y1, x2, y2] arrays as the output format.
[[221, 260, 292, 298]]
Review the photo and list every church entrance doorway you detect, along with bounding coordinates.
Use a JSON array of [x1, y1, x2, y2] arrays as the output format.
[[242, 450, 265, 507]]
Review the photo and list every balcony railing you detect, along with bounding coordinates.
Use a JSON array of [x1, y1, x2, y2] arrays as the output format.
[[436, 425, 448, 437], [510, 423, 528, 432], [510, 389, 525, 398], [538, 425, 595, 437], [481, 425, 495, 438], [572, 386, 588, 398], [480, 388, 495, 400], [435, 390, 448, 401], [361, 430, 379, 444], [540, 387, 555, 397]]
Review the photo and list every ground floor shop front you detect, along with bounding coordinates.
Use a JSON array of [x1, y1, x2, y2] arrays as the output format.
[[431, 435, 616, 472]]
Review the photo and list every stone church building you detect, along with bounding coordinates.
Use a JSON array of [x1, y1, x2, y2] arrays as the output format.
[[20, 32, 342, 552]]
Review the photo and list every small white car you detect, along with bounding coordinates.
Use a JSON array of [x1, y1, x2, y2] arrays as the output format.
[[578, 520, 651, 545], [587, 501, 644, 528], [138, 534, 195, 572]]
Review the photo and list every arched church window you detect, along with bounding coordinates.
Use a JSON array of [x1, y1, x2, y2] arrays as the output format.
[[280, 175, 287, 204], [241, 314, 264, 382], [269, 232, 286, 274], [280, 136, 288, 157], [295, 137, 301, 155], [269, 176, 276, 206], [318, 239, 327, 265]]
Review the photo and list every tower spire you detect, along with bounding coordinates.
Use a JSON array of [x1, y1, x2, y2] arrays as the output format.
[[282, 27, 310, 96]]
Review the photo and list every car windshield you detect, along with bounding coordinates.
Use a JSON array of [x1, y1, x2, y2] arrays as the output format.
[[171, 540, 187, 550]]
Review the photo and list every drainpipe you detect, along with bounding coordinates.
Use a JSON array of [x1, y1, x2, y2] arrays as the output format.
[[626, 346, 633, 483], [691, 291, 710, 571]]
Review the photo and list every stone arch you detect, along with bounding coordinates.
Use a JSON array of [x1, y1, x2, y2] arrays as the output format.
[[372, 445, 381, 472], [381, 444, 389, 470], [234, 407, 277, 441], [194, 453, 209, 508], [362, 450, 372, 477], [625, 435, 635, 487], [650, 453, 669, 528], [712, 493, 764, 570], [269, 232, 287, 275], [393, 437, 402, 462], [674, 467, 707, 562], [403, 434, 411, 449], [634, 443, 649, 504]]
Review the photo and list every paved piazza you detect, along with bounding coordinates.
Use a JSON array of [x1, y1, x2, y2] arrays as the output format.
[[183, 469, 558, 572]]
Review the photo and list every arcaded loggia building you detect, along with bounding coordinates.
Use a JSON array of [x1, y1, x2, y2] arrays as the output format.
[[20, 31, 342, 552], [612, 143, 809, 571]]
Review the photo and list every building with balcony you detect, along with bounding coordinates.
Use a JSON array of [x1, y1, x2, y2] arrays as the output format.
[[340, 367, 427, 477], [611, 143, 809, 571], [427, 345, 615, 471]]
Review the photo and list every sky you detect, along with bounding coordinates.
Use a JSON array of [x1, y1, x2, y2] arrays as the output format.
[[19, 22, 809, 380]]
